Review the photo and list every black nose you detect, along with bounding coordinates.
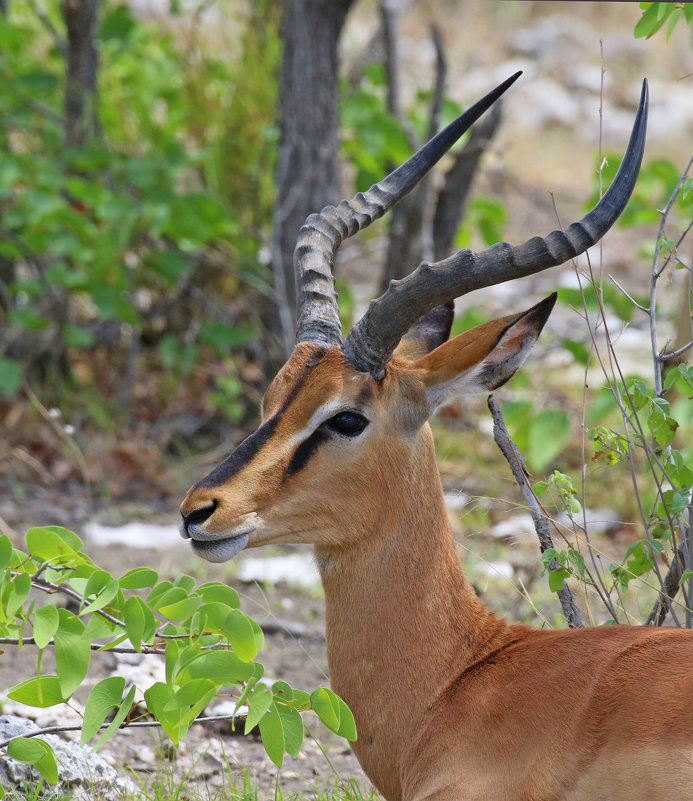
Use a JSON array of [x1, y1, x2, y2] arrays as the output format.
[[180, 500, 217, 534]]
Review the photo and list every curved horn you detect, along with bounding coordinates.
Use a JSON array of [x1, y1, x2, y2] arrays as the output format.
[[343, 79, 649, 379], [293, 71, 523, 347]]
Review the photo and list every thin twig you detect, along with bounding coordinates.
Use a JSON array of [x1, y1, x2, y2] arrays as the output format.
[[608, 275, 650, 314], [27, 0, 67, 54], [487, 395, 584, 628], [0, 711, 252, 751]]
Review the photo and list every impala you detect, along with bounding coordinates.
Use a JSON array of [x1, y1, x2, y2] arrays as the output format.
[[180, 75, 693, 801]]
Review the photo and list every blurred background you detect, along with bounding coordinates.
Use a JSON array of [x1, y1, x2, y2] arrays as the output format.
[[0, 0, 692, 617]]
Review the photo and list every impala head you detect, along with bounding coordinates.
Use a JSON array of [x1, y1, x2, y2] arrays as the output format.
[[180, 74, 648, 563]]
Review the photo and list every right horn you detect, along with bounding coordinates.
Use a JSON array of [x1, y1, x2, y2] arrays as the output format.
[[342, 79, 649, 379]]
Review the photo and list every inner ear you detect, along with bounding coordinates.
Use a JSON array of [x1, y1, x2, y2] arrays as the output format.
[[393, 301, 455, 361], [412, 294, 556, 410]]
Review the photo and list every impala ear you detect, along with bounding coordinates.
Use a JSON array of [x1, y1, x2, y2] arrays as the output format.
[[412, 294, 556, 410], [393, 301, 455, 361]]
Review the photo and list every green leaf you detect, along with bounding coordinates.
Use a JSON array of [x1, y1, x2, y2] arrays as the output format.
[[177, 649, 254, 685], [158, 593, 202, 621], [144, 682, 181, 746], [82, 676, 126, 744], [680, 569, 693, 586], [84, 612, 116, 639], [224, 609, 258, 662], [8, 676, 66, 707], [548, 568, 570, 592], [272, 680, 294, 701], [310, 687, 340, 732], [119, 567, 158, 589], [8, 737, 58, 785], [245, 683, 273, 734], [54, 609, 90, 697], [198, 601, 234, 631], [165, 679, 217, 729], [147, 580, 174, 607], [122, 595, 156, 653], [312, 687, 356, 740], [0, 535, 12, 571], [259, 702, 285, 767], [81, 570, 120, 616], [4, 572, 31, 618], [0, 357, 22, 396], [25, 527, 85, 565], [634, 2, 671, 38], [197, 582, 239, 608], [92, 684, 136, 752], [33, 605, 59, 649], [275, 702, 304, 757]]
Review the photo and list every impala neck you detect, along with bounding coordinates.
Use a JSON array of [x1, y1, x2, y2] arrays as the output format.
[[315, 425, 510, 800]]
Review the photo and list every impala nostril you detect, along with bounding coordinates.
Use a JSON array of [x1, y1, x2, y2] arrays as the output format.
[[181, 500, 217, 528]]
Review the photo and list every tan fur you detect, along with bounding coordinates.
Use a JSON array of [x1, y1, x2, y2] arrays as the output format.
[[181, 314, 693, 801]]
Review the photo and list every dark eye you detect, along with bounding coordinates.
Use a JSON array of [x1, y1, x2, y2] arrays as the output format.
[[325, 411, 369, 437]]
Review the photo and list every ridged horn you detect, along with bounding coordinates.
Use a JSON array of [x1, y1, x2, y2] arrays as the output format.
[[293, 71, 523, 347], [343, 79, 649, 379]]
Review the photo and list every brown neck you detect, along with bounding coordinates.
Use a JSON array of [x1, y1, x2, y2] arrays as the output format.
[[315, 426, 509, 800]]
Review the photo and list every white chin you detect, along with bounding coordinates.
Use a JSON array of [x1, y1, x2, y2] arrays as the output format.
[[191, 533, 249, 563]]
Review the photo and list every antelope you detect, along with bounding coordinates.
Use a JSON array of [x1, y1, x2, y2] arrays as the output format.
[[180, 74, 693, 801]]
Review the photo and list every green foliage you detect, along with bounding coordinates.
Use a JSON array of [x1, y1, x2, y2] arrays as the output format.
[[534, 470, 582, 518], [0, 0, 279, 414], [634, 2, 693, 42], [0, 528, 357, 785], [341, 65, 412, 191], [501, 403, 571, 472], [454, 196, 507, 249]]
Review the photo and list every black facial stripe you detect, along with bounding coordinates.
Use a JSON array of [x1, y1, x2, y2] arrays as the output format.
[[195, 415, 279, 489], [275, 349, 328, 416], [286, 429, 330, 477], [194, 350, 328, 490]]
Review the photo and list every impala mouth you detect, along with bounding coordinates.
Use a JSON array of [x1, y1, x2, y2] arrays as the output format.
[[181, 515, 256, 564]]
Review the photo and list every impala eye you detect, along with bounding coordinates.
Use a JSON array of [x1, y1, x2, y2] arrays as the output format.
[[325, 411, 369, 437]]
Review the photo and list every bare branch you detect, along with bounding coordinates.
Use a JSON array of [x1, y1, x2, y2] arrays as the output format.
[[646, 545, 686, 626], [487, 394, 584, 628], [427, 23, 446, 141]]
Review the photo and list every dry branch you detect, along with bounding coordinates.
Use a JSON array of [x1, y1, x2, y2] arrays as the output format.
[[487, 394, 584, 628]]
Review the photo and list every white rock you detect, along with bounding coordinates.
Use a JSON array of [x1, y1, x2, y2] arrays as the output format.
[[236, 553, 320, 589], [0, 715, 137, 800], [84, 520, 179, 549]]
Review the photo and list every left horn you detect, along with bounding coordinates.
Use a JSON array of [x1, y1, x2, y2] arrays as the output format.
[[293, 71, 523, 347], [342, 79, 649, 379]]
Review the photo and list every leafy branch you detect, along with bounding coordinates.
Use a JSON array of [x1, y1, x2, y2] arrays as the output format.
[[0, 527, 356, 785]]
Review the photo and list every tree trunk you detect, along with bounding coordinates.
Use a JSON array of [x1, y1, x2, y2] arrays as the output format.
[[62, 0, 100, 148], [268, 0, 356, 365]]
